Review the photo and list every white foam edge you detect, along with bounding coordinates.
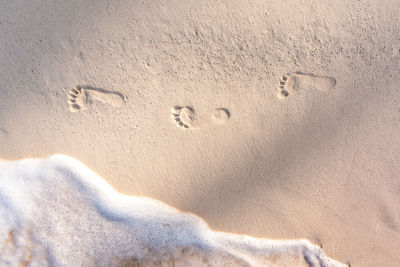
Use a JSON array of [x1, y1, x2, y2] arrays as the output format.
[[0, 154, 347, 266]]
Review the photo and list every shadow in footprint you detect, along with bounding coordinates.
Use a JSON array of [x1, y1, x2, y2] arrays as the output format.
[[68, 85, 126, 112], [171, 106, 230, 129], [277, 72, 336, 98]]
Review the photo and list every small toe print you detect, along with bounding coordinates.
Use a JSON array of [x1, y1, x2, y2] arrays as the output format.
[[276, 74, 291, 98], [170, 106, 194, 129], [280, 90, 289, 97], [70, 104, 81, 111], [171, 106, 182, 113]]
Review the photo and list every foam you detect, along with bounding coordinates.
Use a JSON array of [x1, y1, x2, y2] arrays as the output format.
[[0, 155, 346, 266]]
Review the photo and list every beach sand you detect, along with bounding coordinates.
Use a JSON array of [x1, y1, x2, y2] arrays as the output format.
[[1, 0, 400, 266]]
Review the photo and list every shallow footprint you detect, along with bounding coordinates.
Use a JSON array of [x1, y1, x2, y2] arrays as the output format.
[[171, 106, 230, 129], [68, 86, 126, 112], [277, 72, 336, 98]]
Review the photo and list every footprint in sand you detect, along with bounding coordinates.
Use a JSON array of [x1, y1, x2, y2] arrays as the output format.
[[171, 106, 230, 129], [67, 86, 126, 112], [277, 72, 336, 98]]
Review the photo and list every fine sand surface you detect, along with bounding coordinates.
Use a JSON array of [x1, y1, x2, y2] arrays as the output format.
[[0, 0, 400, 266]]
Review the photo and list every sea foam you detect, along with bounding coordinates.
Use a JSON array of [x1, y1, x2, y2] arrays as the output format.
[[0, 155, 346, 266]]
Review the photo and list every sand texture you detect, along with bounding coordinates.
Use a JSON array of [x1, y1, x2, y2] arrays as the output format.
[[1, 0, 400, 266]]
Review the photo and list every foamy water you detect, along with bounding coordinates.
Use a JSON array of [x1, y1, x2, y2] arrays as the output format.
[[0, 155, 345, 266]]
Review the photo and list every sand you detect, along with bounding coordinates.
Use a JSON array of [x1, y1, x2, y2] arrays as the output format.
[[0, 0, 400, 266]]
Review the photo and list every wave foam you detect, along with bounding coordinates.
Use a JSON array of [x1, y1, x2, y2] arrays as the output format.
[[0, 155, 345, 266]]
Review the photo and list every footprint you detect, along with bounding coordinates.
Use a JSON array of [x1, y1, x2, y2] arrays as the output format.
[[67, 86, 126, 112], [277, 72, 336, 98], [171, 106, 230, 129]]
